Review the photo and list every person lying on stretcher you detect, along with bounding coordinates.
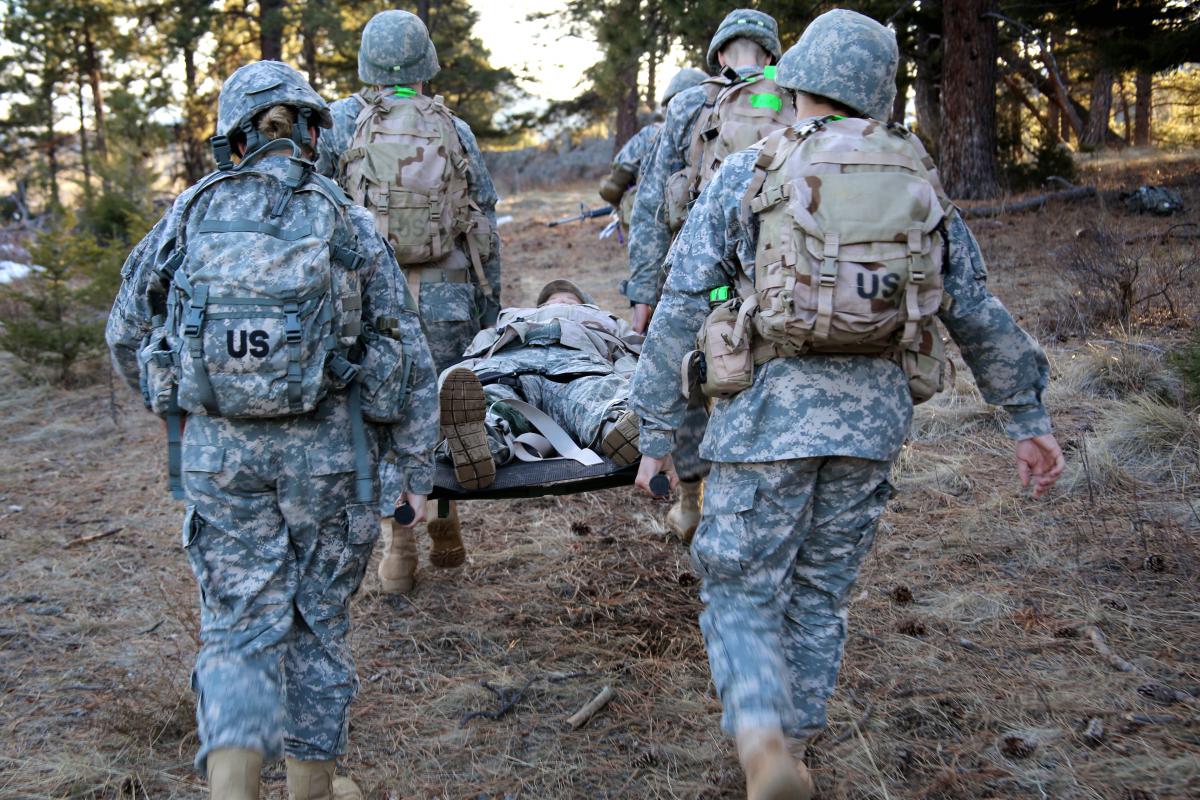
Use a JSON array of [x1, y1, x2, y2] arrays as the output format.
[[438, 279, 645, 490]]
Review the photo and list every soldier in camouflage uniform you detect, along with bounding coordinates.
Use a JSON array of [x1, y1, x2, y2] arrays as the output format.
[[315, 9, 502, 590], [437, 279, 643, 494], [598, 67, 709, 227], [624, 9, 784, 546], [628, 11, 1065, 800], [106, 61, 439, 800]]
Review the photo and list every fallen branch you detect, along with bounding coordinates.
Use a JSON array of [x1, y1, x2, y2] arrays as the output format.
[[1082, 624, 1141, 674], [962, 186, 1100, 218], [63, 527, 123, 549], [460, 677, 538, 726], [566, 685, 615, 730]]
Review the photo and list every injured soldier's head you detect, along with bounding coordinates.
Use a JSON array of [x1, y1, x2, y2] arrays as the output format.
[[536, 279, 590, 307]]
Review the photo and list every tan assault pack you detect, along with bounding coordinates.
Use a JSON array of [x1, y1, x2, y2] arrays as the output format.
[[694, 117, 953, 404], [338, 90, 494, 293], [665, 67, 796, 233]]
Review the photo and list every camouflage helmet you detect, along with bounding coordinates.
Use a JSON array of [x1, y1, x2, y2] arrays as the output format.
[[537, 279, 593, 306], [359, 10, 440, 86], [661, 67, 708, 107], [216, 60, 332, 139], [775, 9, 898, 121], [705, 9, 782, 74]]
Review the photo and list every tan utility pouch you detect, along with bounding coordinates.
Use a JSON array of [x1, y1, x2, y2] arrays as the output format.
[[664, 168, 692, 233], [897, 318, 949, 405], [696, 296, 758, 398]]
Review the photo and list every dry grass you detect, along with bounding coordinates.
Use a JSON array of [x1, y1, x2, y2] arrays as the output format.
[[2, 157, 1200, 799]]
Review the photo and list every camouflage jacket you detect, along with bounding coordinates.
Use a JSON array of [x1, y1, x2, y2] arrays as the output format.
[[105, 154, 440, 494], [614, 122, 662, 180], [459, 302, 641, 381], [628, 139, 1053, 464], [315, 91, 502, 308], [623, 67, 760, 306]]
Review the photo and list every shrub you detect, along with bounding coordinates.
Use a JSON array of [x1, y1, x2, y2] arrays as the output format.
[[1168, 331, 1200, 410], [0, 213, 125, 386], [1073, 395, 1200, 491], [1075, 342, 1182, 404]]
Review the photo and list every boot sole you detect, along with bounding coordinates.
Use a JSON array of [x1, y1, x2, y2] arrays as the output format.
[[600, 410, 641, 466], [439, 368, 496, 490]]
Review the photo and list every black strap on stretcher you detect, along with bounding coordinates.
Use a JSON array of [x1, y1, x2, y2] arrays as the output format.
[[430, 456, 637, 501]]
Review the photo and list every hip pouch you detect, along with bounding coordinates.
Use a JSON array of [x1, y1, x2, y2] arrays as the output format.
[[694, 296, 758, 398]]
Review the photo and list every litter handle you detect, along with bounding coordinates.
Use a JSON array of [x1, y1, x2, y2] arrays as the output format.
[[649, 473, 671, 498], [394, 503, 416, 526]]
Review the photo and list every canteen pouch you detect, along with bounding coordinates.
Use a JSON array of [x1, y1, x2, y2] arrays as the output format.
[[357, 326, 411, 423], [138, 326, 179, 416], [664, 168, 692, 233], [697, 299, 755, 398], [898, 318, 948, 405]]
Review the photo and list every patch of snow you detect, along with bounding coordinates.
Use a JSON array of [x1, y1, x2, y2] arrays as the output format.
[[0, 261, 39, 283]]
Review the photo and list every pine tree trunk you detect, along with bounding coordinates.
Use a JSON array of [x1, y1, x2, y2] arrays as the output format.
[[939, 0, 999, 199], [260, 0, 286, 61], [417, 0, 431, 28], [182, 44, 208, 184], [303, 28, 319, 89], [43, 79, 60, 210], [913, 33, 941, 151], [892, 56, 910, 124], [1047, 96, 1060, 143], [1117, 76, 1131, 144], [646, 45, 657, 110], [84, 30, 106, 158], [1134, 69, 1152, 146], [1081, 68, 1113, 150], [77, 81, 91, 188], [614, 65, 640, 156]]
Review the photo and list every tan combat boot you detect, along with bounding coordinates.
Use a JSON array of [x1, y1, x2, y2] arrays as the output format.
[[428, 501, 466, 568], [207, 747, 262, 800], [599, 408, 641, 466], [285, 758, 363, 800], [377, 518, 418, 594], [439, 367, 496, 490], [737, 729, 813, 800], [667, 479, 703, 544]]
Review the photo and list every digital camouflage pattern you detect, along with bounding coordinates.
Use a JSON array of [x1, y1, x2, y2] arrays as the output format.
[[357, 10, 440, 86], [107, 152, 439, 772], [628, 131, 1053, 740], [316, 92, 501, 370], [661, 67, 709, 107], [613, 122, 662, 178], [628, 139, 1052, 466], [704, 8, 782, 73], [216, 61, 332, 139], [450, 302, 643, 463], [694, 458, 893, 736], [774, 9, 898, 121], [623, 66, 760, 307]]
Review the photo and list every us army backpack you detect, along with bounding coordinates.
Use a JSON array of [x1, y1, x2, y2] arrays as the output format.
[[665, 67, 796, 233], [142, 146, 367, 419], [338, 91, 492, 271], [746, 116, 952, 400]]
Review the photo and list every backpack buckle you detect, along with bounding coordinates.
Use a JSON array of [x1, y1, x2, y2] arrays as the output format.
[[209, 135, 233, 170], [182, 286, 208, 338], [327, 353, 361, 384], [283, 300, 302, 344]]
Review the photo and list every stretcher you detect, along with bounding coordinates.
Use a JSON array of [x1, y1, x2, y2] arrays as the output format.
[[429, 456, 638, 501]]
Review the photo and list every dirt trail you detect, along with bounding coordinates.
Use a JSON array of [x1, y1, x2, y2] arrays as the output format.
[[0, 166, 1198, 799]]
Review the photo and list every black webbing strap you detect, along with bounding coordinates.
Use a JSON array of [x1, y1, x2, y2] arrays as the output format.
[[166, 405, 184, 500], [282, 296, 304, 413]]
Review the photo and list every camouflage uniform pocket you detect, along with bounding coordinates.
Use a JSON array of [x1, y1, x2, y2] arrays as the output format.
[[419, 280, 476, 323], [182, 445, 235, 493], [690, 478, 758, 580], [358, 333, 410, 423], [326, 503, 379, 600], [665, 169, 692, 233]]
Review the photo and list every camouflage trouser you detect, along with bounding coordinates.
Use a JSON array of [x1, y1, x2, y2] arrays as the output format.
[[481, 373, 628, 463], [416, 279, 484, 374], [180, 398, 380, 772], [691, 456, 894, 738], [673, 405, 711, 482]]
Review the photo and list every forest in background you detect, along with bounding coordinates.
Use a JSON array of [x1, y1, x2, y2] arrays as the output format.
[[0, 0, 1198, 387]]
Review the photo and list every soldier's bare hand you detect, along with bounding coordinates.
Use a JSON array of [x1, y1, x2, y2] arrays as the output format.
[[632, 303, 654, 334], [635, 454, 679, 497], [398, 493, 428, 527], [1016, 434, 1064, 499]]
